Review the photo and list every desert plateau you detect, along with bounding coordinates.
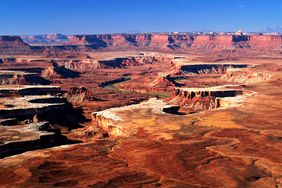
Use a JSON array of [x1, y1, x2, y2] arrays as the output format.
[[0, 0, 282, 187]]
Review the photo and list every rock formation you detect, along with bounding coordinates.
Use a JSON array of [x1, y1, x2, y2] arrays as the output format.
[[151, 73, 182, 88], [66, 86, 98, 104], [222, 68, 272, 83], [98, 56, 169, 68], [0, 36, 33, 55], [1, 33, 282, 55], [168, 86, 243, 113], [40, 62, 80, 81]]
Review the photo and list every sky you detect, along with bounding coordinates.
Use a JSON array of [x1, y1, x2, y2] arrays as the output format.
[[0, 0, 282, 35]]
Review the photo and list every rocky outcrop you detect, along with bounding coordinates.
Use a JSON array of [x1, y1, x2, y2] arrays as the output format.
[[40, 62, 80, 81], [92, 111, 123, 136], [168, 86, 244, 113]]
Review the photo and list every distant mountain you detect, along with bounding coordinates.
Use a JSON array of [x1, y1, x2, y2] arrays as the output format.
[[21, 33, 69, 46]]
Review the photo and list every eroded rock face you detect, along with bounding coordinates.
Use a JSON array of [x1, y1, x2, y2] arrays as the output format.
[[0, 70, 48, 85], [180, 64, 248, 74], [1, 33, 282, 55], [168, 86, 244, 113], [98, 56, 170, 68], [169, 34, 194, 49], [56, 59, 101, 71], [61, 33, 270, 52], [66, 86, 98, 104], [192, 35, 233, 50], [40, 62, 80, 81], [222, 68, 273, 83], [92, 111, 123, 137], [150, 34, 169, 49], [249, 35, 282, 49], [136, 34, 151, 47]]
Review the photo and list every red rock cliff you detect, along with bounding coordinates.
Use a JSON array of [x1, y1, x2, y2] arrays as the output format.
[[150, 34, 169, 48], [249, 35, 282, 49], [135, 34, 151, 47], [192, 35, 233, 49], [2, 33, 282, 54]]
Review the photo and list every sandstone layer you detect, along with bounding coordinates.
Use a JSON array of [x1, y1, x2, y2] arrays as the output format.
[[2, 32, 282, 55]]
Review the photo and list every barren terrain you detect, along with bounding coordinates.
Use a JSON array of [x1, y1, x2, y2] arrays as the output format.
[[0, 33, 281, 187]]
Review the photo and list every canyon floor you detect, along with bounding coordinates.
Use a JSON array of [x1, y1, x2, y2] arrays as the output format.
[[0, 51, 281, 188]]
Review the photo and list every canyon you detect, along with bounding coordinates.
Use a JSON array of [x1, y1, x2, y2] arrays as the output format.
[[0, 32, 281, 187]]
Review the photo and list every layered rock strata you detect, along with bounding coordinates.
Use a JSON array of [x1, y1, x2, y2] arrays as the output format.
[[169, 86, 245, 113], [179, 63, 248, 74], [2, 33, 282, 55]]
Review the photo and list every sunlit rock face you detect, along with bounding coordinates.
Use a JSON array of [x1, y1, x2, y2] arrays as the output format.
[[92, 112, 123, 137], [191, 35, 233, 50], [169, 86, 245, 113], [222, 68, 273, 83], [248, 35, 282, 49], [4, 33, 280, 55]]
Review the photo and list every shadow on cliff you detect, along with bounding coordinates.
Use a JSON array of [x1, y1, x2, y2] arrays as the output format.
[[0, 133, 81, 159], [52, 62, 80, 78], [39, 104, 86, 130]]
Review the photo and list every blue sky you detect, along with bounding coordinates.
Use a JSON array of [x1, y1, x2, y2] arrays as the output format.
[[0, 0, 282, 35]]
